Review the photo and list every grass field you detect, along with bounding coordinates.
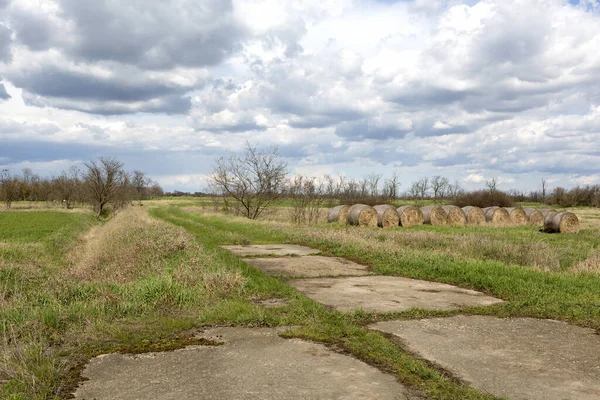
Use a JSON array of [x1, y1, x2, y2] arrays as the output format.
[[1, 200, 599, 399]]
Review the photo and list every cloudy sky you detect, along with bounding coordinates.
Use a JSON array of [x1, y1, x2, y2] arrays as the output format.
[[1, 0, 599, 193]]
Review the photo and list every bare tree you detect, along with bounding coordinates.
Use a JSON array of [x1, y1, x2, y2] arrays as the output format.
[[52, 167, 81, 209], [446, 180, 462, 198], [485, 177, 498, 193], [323, 174, 336, 207], [382, 170, 401, 201], [411, 177, 429, 201], [84, 157, 126, 217], [541, 177, 548, 204], [132, 170, 149, 205], [288, 175, 324, 225], [358, 176, 369, 198], [0, 169, 19, 209], [366, 173, 382, 197], [211, 142, 288, 219], [430, 175, 450, 202]]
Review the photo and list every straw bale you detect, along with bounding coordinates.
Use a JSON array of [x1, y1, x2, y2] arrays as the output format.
[[442, 205, 466, 226], [505, 207, 528, 225], [523, 208, 544, 226], [327, 205, 350, 223], [396, 206, 424, 227], [461, 206, 486, 225], [544, 212, 580, 233], [373, 205, 400, 228], [483, 207, 510, 225], [347, 204, 378, 227], [420, 206, 448, 225]]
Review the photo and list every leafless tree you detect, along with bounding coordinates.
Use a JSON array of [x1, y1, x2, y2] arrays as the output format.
[[0, 169, 19, 209], [358, 176, 369, 198], [446, 180, 462, 198], [430, 175, 450, 202], [366, 173, 382, 197], [485, 177, 498, 193], [132, 170, 149, 205], [52, 167, 81, 209], [382, 170, 401, 201], [541, 177, 548, 203], [411, 177, 429, 201], [335, 174, 347, 199], [211, 142, 288, 219], [288, 175, 325, 225], [84, 157, 126, 217], [323, 174, 336, 207]]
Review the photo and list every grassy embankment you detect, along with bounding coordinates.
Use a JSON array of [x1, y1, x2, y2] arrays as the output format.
[[1, 201, 599, 399]]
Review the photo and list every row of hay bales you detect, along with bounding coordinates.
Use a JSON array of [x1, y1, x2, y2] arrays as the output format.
[[327, 204, 580, 233]]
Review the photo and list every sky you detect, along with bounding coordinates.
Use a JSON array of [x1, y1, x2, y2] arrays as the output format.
[[1, 0, 600, 193]]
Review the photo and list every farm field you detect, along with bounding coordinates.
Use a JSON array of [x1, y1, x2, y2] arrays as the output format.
[[1, 199, 599, 399]]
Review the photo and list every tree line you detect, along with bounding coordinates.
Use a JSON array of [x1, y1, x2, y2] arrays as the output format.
[[209, 144, 600, 222], [0, 157, 163, 216]]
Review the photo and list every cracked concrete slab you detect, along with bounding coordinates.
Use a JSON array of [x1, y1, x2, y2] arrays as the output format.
[[245, 256, 371, 277], [288, 276, 502, 313], [74, 327, 419, 400], [221, 244, 320, 257], [371, 316, 600, 400]]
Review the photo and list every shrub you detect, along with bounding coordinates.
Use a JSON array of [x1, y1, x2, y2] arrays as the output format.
[[452, 190, 514, 208]]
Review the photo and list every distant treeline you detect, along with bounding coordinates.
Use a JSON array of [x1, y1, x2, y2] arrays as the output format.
[[163, 191, 209, 197], [0, 157, 163, 216]]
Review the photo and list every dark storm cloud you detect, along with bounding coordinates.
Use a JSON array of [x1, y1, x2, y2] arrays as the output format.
[[11, 66, 188, 102], [2, 0, 245, 115], [6, 7, 54, 51], [0, 82, 10, 100], [11, 66, 194, 115], [9, 0, 246, 70]]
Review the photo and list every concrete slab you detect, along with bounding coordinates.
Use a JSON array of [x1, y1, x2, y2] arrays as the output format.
[[221, 244, 320, 257], [74, 327, 419, 400], [245, 256, 371, 277], [288, 276, 502, 313], [371, 316, 600, 400]]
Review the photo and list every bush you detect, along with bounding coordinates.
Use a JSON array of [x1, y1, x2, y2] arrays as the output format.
[[452, 190, 514, 208], [548, 185, 600, 207]]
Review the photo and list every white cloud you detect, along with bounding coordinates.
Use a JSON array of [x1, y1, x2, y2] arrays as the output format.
[[1, 0, 600, 191]]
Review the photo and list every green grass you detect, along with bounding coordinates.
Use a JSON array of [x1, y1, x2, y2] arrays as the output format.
[[155, 207, 600, 329], [0, 212, 96, 243], [3, 203, 599, 399]]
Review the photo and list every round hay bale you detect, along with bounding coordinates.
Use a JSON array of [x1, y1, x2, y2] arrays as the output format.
[[420, 206, 448, 225], [505, 207, 528, 225], [346, 204, 378, 227], [461, 206, 486, 225], [327, 205, 350, 223], [442, 205, 466, 226], [482, 207, 510, 225], [540, 209, 559, 218], [523, 208, 544, 226], [373, 205, 400, 228], [544, 211, 580, 233], [397, 206, 424, 227]]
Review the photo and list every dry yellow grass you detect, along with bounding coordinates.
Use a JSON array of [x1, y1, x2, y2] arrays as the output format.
[[67, 208, 191, 283], [66, 208, 246, 297], [570, 250, 600, 275], [270, 222, 561, 271]]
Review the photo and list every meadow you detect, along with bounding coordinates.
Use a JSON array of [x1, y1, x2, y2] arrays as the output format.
[[1, 199, 599, 399]]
